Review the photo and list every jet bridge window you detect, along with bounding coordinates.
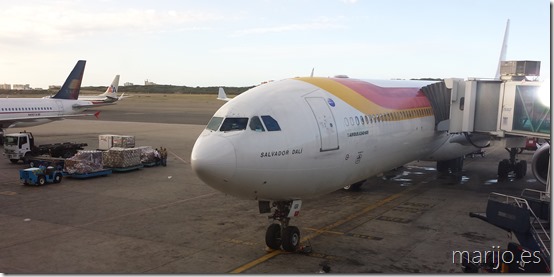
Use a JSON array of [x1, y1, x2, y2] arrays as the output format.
[[206, 116, 224, 131], [249, 116, 265, 132], [261, 115, 281, 131], [220, 117, 249, 132]]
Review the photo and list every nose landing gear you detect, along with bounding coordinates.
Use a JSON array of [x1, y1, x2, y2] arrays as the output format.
[[260, 200, 302, 252]]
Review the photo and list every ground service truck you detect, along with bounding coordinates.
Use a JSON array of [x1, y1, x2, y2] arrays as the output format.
[[3, 132, 88, 164]]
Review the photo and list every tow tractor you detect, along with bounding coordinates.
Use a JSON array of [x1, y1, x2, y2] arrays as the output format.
[[19, 166, 64, 186], [3, 131, 87, 164]]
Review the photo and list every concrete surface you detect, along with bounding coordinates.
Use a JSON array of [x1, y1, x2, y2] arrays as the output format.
[[0, 94, 546, 273]]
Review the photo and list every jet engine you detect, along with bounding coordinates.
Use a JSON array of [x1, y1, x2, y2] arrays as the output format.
[[531, 143, 550, 185]]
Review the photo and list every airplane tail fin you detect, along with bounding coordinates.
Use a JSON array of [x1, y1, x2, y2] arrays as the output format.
[[217, 87, 232, 101], [99, 75, 120, 98], [495, 19, 510, 79], [52, 60, 86, 100]]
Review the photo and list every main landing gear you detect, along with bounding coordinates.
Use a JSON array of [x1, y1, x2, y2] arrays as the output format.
[[259, 200, 302, 252], [436, 156, 464, 174], [497, 147, 527, 181]]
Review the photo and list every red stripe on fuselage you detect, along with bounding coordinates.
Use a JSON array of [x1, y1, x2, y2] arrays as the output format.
[[333, 78, 430, 110]]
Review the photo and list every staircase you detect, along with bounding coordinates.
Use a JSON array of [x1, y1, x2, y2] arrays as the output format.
[[486, 192, 550, 262]]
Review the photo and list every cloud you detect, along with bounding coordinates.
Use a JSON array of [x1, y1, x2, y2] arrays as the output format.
[[231, 17, 346, 37], [0, 2, 222, 44]]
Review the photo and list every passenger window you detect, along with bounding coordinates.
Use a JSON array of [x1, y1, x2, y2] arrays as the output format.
[[220, 117, 248, 131], [249, 116, 265, 132], [206, 116, 224, 131], [261, 115, 281, 131]]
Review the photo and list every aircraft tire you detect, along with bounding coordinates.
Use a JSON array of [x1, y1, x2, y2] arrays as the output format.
[[436, 160, 449, 173], [281, 226, 300, 252], [265, 223, 281, 250], [497, 159, 510, 181], [515, 160, 527, 179], [450, 157, 464, 173]]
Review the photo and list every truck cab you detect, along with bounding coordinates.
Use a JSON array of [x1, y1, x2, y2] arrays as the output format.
[[3, 132, 35, 163]]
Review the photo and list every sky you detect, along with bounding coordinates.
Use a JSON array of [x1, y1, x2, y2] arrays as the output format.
[[0, 0, 550, 88]]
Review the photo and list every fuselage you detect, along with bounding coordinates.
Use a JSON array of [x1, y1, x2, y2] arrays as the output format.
[[0, 98, 90, 129], [191, 77, 477, 201], [78, 95, 118, 105]]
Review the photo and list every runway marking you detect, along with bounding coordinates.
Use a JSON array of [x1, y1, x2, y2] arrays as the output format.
[[0, 191, 17, 196], [169, 150, 188, 164], [376, 215, 412, 224], [229, 185, 419, 273], [229, 250, 284, 274]]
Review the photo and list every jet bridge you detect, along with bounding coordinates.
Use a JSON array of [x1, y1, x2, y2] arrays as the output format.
[[422, 61, 551, 272], [423, 61, 549, 139], [422, 60, 550, 187]]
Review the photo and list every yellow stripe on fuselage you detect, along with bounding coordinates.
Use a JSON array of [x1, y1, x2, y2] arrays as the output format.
[[296, 77, 395, 114]]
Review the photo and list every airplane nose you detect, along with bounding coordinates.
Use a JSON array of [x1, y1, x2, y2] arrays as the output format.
[[191, 135, 237, 187]]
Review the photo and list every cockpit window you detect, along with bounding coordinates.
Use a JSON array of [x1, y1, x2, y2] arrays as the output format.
[[249, 116, 265, 132], [206, 116, 224, 131], [261, 115, 281, 131], [220, 117, 249, 132]]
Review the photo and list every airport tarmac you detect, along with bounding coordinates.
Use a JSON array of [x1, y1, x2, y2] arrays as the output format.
[[0, 94, 546, 273]]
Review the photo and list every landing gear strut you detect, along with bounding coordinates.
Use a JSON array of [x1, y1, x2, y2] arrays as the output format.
[[260, 200, 302, 252], [497, 147, 527, 181]]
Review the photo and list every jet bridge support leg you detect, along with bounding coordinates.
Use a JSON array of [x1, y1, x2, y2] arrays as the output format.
[[259, 200, 302, 252], [498, 147, 527, 181]]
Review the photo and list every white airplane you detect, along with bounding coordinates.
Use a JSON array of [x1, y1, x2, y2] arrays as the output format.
[[0, 60, 98, 137], [78, 75, 127, 105], [44, 74, 125, 105], [191, 76, 490, 251]]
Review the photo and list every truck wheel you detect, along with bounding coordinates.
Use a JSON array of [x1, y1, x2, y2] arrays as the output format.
[[53, 174, 62, 183], [37, 176, 46, 186], [9, 159, 19, 164]]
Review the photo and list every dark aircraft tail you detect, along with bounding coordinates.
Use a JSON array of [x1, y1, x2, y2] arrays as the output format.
[[52, 60, 86, 100]]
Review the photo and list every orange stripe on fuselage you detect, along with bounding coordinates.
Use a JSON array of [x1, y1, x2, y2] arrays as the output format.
[[296, 77, 431, 114]]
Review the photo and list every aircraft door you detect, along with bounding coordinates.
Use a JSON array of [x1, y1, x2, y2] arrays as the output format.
[[55, 100, 63, 116], [305, 97, 339, 151]]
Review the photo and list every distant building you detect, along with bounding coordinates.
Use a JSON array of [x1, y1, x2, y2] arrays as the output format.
[[144, 79, 156, 86], [13, 84, 31, 90], [48, 85, 61, 90], [124, 82, 134, 86], [0, 83, 11, 90]]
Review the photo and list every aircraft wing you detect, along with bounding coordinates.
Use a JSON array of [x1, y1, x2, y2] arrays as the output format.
[[73, 102, 115, 109]]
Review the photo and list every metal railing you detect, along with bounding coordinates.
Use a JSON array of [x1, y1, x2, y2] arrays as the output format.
[[489, 192, 550, 258]]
